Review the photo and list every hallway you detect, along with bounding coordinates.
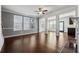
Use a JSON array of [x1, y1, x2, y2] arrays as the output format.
[[2, 32, 76, 53]]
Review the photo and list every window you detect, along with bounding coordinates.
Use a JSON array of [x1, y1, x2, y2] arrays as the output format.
[[30, 18, 35, 29], [47, 16, 56, 32], [48, 16, 56, 20], [39, 18, 45, 32], [14, 15, 22, 31], [24, 17, 30, 30], [14, 15, 34, 31], [49, 20, 56, 31]]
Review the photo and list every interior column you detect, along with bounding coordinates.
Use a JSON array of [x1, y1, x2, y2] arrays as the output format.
[[45, 18, 48, 34], [36, 17, 40, 45], [56, 16, 59, 37]]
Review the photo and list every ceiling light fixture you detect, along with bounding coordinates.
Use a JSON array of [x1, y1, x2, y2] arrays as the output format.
[[35, 8, 48, 15]]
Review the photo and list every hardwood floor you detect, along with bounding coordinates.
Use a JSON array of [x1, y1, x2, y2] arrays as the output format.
[[1, 32, 76, 53]]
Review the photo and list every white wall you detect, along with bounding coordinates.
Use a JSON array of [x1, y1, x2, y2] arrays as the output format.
[[57, 10, 76, 33], [0, 5, 4, 52], [40, 6, 76, 33]]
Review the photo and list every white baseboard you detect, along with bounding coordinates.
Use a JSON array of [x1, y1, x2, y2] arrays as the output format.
[[4, 32, 38, 38]]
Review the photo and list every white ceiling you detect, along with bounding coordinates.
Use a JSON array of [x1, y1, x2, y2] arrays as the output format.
[[2, 5, 75, 17]]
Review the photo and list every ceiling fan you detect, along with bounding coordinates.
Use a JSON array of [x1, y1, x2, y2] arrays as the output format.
[[35, 8, 48, 15]]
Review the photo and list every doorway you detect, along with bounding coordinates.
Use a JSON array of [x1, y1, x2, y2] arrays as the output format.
[[59, 21, 64, 32]]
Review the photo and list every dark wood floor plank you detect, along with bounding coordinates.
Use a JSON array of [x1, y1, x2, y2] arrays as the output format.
[[1, 32, 76, 53]]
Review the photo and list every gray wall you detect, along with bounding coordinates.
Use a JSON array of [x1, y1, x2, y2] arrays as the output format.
[[2, 12, 38, 38], [0, 5, 4, 51]]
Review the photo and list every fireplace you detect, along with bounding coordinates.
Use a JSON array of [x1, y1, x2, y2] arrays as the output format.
[[68, 28, 75, 37]]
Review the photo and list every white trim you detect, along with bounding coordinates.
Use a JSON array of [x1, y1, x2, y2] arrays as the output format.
[[4, 32, 38, 38]]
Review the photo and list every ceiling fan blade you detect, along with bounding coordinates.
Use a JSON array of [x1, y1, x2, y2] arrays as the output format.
[[43, 10, 48, 12], [42, 12, 45, 14]]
